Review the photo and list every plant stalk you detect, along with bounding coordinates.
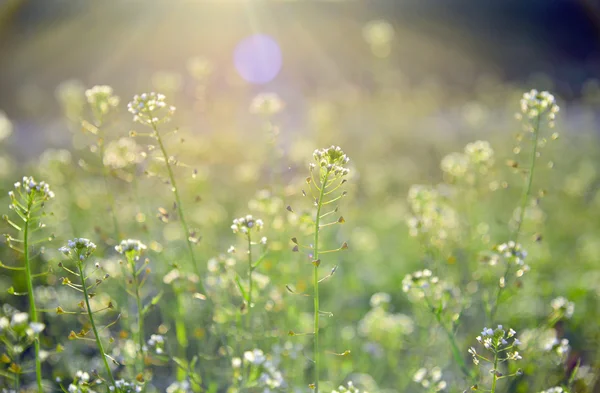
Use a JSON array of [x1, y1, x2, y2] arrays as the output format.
[[130, 255, 146, 374], [150, 119, 205, 294], [23, 199, 43, 392], [313, 170, 329, 393], [490, 113, 541, 322], [247, 232, 253, 330], [78, 263, 116, 389]]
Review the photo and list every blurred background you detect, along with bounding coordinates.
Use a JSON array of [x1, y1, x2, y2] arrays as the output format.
[[1, 1, 600, 392]]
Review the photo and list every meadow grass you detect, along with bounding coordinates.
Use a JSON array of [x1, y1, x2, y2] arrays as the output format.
[[0, 72, 598, 393]]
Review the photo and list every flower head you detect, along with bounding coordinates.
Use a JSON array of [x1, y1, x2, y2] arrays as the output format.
[[59, 238, 97, 260], [85, 85, 120, 118], [231, 215, 264, 235], [249, 93, 284, 116], [518, 89, 560, 127], [115, 239, 147, 255], [551, 296, 575, 319], [127, 92, 176, 125], [11, 176, 55, 203], [312, 146, 350, 177]]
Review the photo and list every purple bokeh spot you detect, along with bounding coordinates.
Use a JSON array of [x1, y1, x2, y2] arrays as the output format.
[[234, 34, 282, 84]]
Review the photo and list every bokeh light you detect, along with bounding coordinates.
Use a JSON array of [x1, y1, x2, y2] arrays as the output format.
[[234, 34, 282, 84]]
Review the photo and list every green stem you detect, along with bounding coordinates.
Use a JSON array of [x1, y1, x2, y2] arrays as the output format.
[[130, 255, 146, 374], [425, 296, 473, 381], [150, 119, 205, 294], [98, 137, 121, 240], [490, 114, 541, 322], [313, 170, 329, 393], [175, 289, 189, 381], [23, 199, 43, 393], [490, 347, 499, 393], [78, 263, 116, 389], [247, 232, 253, 330]]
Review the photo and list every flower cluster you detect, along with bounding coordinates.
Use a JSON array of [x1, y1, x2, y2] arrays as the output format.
[[249, 93, 285, 116], [0, 310, 45, 339], [413, 367, 447, 391], [127, 92, 176, 125], [109, 379, 143, 393], [85, 85, 120, 118], [332, 381, 368, 393], [103, 137, 144, 169], [485, 241, 529, 278], [166, 380, 192, 393], [59, 238, 97, 261], [518, 89, 560, 127], [312, 145, 350, 177], [406, 185, 458, 246], [550, 296, 574, 319], [440, 152, 469, 178], [441, 140, 495, 180], [538, 388, 564, 393], [231, 215, 264, 234], [232, 349, 285, 391], [147, 334, 165, 354], [402, 269, 439, 297], [10, 176, 55, 203], [115, 239, 147, 255], [469, 325, 522, 366], [66, 370, 103, 393]]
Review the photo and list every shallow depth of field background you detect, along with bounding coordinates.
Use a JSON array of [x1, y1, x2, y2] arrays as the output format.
[[1, 1, 600, 393]]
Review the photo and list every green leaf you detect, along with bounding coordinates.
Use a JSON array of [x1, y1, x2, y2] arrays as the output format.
[[251, 252, 268, 270], [141, 290, 164, 316], [7, 287, 27, 296], [234, 274, 249, 303]]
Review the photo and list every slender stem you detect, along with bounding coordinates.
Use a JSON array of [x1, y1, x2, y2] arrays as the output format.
[[490, 346, 499, 393], [23, 199, 43, 393], [247, 232, 253, 329], [78, 262, 116, 389], [98, 138, 121, 240], [490, 114, 541, 322], [150, 119, 205, 294], [313, 170, 329, 393], [130, 255, 146, 374], [425, 296, 473, 381], [174, 288, 188, 381]]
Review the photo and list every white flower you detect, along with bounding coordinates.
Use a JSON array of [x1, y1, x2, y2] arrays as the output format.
[[115, 239, 147, 254]]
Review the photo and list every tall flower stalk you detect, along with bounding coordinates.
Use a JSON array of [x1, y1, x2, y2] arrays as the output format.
[[127, 93, 204, 293], [490, 90, 559, 321], [58, 238, 117, 390], [290, 146, 350, 392], [83, 85, 122, 240], [3, 177, 55, 392], [115, 239, 150, 375], [231, 215, 267, 330]]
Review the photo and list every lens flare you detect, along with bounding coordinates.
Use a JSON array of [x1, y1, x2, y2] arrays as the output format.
[[234, 34, 282, 84]]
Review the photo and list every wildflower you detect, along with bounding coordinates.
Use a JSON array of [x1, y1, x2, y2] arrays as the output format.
[[115, 239, 147, 254], [518, 89, 560, 127], [465, 140, 494, 168], [85, 85, 120, 118], [538, 388, 564, 393], [249, 92, 284, 116], [231, 215, 264, 234], [369, 292, 391, 308], [551, 296, 575, 319], [10, 312, 28, 327], [59, 238, 97, 260], [127, 92, 176, 125], [440, 152, 469, 178], [312, 145, 350, 177], [244, 349, 266, 365], [109, 379, 143, 392], [470, 325, 522, 366], [10, 176, 55, 202], [102, 137, 144, 169]]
